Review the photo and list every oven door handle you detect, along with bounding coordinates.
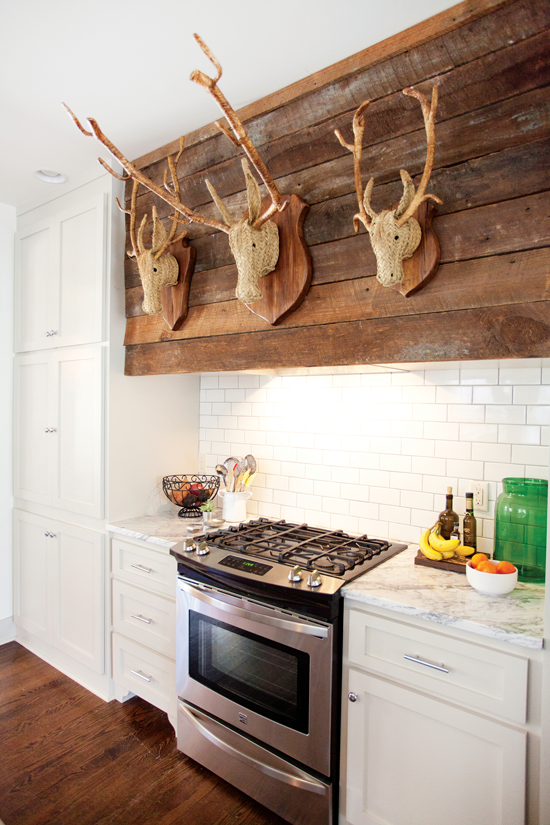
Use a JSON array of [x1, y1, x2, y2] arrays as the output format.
[[180, 702, 327, 796], [178, 579, 328, 638]]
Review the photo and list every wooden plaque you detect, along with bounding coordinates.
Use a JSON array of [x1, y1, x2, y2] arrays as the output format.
[[160, 238, 196, 331], [389, 201, 440, 298], [245, 194, 312, 326]]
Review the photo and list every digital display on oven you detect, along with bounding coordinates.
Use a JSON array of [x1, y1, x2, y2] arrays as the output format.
[[218, 555, 272, 576]]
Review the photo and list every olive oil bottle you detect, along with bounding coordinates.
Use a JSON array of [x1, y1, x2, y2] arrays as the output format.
[[463, 492, 477, 550], [439, 487, 459, 539]]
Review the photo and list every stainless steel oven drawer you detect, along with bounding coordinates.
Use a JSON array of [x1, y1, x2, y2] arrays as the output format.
[[177, 701, 333, 825]]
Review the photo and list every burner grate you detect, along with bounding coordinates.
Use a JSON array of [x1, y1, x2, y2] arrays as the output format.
[[207, 519, 390, 578]]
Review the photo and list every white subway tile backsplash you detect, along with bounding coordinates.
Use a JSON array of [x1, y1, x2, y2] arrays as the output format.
[[514, 385, 550, 405], [511, 445, 548, 466], [498, 424, 540, 445], [473, 386, 513, 405], [199, 365, 549, 542]]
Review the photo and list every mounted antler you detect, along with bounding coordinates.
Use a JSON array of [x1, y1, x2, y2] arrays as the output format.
[[335, 86, 442, 288], [63, 34, 287, 306], [115, 139, 189, 315]]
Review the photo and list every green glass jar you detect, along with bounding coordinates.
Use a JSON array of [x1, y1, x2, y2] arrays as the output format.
[[494, 478, 548, 584]]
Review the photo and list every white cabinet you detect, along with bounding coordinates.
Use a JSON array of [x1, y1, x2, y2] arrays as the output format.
[[342, 606, 530, 825], [13, 509, 105, 675], [13, 346, 105, 518], [111, 536, 176, 727], [14, 194, 106, 352]]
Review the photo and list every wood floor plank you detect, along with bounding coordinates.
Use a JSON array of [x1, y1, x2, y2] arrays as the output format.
[[0, 643, 289, 825]]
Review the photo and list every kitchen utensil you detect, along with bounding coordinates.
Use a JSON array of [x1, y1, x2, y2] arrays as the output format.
[[225, 461, 238, 492], [215, 464, 228, 487], [224, 456, 240, 472], [465, 559, 518, 595], [162, 474, 220, 519], [244, 454, 257, 474]]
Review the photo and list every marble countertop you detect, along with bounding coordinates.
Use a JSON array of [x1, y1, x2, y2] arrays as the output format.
[[344, 546, 545, 650], [107, 513, 545, 651]]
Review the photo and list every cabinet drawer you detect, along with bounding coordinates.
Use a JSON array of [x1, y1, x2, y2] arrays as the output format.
[[112, 580, 175, 658], [112, 538, 175, 596], [112, 633, 176, 716], [347, 609, 528, 724]]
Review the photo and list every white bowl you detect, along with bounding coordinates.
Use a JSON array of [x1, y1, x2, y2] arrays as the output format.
[[465, 559, 518, 595]]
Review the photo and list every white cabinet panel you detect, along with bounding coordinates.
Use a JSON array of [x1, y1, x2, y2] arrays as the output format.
[[13, 510, 105, 676], [346, 668, 526, 825], [112, 580, 175, 657], [53, 523, 104, 673], [14, 347, 105, 518], [14, 218, 55, 352], [13, 511, 51, 641], [13, 352, 51, 506], [51, 347, 104, 518], [112, 632, 176, 715], [14, 195, 106, 352], [54, 195, 106, 347]]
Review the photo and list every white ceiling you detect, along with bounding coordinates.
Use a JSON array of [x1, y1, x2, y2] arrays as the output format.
[[2, 0, 457, 209]]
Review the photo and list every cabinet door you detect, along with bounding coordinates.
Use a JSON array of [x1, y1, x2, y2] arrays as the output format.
[[13, 352, 53, 505], [52, 522, 105, 674], [13, 510, 52, 642], [14, 218, 55, 352], [54, 194, 106, 347], [346, 668, 526, 825], [50, 346, 105, 518]]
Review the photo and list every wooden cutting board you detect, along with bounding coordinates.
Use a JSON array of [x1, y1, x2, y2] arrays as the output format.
[[414, 550, 468, 574]]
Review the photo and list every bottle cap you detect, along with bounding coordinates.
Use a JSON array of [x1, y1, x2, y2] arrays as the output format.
[[466, 492, 473, 498], [447, 486, 453, 494]]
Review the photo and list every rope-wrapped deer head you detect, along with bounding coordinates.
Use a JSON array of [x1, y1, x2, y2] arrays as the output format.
[[63, 34, 286, 308], [335, 87, 442, 287]]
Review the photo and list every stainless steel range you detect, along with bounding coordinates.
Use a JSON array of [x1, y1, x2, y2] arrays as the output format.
[[171, 519, 407, 825]]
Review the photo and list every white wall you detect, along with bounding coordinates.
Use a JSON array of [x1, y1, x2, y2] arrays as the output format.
[[199, 360, 549, 550], [0, 203, 15, 634]]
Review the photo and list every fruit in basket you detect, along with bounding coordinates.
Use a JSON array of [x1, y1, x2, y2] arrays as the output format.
[[496, 560, 516, 575], [470, 553, 489, 569], [170, 488, 185, 505], [183, 493, 198, 507]]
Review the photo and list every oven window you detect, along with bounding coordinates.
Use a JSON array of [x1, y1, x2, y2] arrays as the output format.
[[189, 611, 310, 733]]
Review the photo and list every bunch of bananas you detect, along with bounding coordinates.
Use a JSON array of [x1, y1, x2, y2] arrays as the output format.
[[419, 523, 474, 561]]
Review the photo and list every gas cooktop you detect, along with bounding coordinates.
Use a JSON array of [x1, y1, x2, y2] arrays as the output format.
[[171, 519, 407, 605]]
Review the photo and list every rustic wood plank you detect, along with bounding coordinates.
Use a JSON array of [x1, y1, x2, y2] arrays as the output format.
[[123, 83, 550, 280], [132, 0, 535, 171], [124, 248, 550, 347], [125, 302, 550, 375], [128, 28, 550, 224], [125, 137, 550, 302]]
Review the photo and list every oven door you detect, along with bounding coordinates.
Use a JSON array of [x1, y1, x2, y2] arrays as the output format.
[[176, 576, 334, 777]]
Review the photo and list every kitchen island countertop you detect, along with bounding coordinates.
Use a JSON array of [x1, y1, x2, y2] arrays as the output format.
[[344, 545, 545, 650], [107, 514, 545, 651]]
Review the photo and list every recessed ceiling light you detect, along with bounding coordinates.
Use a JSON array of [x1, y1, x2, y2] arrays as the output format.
[[34, 169, 66, 184]]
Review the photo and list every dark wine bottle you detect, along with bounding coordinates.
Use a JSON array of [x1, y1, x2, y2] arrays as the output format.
[[439, 487, 459, 539], [463, 492, 477, 550]]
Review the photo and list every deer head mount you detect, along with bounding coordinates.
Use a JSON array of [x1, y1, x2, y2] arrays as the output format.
[[335, 87, 442, 289], [120, 169, 187, 315], [63, 34, 289, 310]]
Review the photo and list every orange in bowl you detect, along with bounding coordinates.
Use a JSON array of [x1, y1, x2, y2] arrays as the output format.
[[477, 561, 497, 574], [496, 560, 516, 575], [466, 558, 518, 595], [470, 553, 488, 569]]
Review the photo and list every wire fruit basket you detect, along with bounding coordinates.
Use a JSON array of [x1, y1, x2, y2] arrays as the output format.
[[163, 474, 220, 519]]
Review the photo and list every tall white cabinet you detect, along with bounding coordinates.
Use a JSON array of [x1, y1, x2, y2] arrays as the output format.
[[13, 169, 200, 701]]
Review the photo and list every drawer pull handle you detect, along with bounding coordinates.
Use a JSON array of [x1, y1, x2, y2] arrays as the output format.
[[404, 654, 449, 674], [131, 669, 152, 682], [130, 563, 153, 574], [131, 614, 152, 624]]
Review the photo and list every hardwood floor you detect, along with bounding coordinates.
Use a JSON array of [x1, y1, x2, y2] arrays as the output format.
[[0, 642, 289, 825]]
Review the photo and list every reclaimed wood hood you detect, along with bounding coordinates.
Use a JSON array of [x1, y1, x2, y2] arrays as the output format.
[[123, 0, 550, 376]]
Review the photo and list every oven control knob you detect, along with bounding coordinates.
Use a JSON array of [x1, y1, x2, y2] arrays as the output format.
[[307, 570, 322, 588], [288, 565, 303, 583], [181, 538, 196, 553], [195, 541, 210, 556]]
